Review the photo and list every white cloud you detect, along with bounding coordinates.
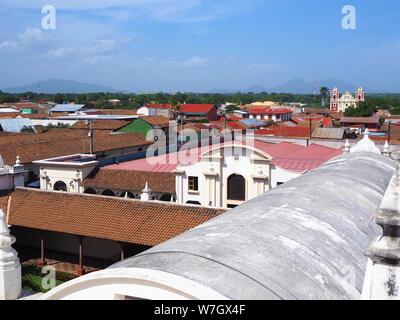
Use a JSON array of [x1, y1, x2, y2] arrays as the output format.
[[0, 40, 18, 50], [48, 47, 77, 58], [47, 39, 117, 64], [18, 27, 43, 43], [0, 27, 43, 52], [181, 56, 208, 67]]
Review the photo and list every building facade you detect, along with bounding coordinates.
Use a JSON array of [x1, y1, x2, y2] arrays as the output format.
[[248, 108, 292, 122], [330, 87, 365, 113], [32, 141, 342, 209]]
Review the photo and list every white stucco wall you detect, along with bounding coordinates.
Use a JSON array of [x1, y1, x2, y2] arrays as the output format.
[[176, 146, 271, 208], [40, 268, 228, 300], [270, 166, 303, 189], [39, 165, 96, 193]]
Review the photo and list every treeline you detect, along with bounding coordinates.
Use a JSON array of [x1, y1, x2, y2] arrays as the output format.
[[344, 95, 400, 117], [1, 91, 400, 115], [0, 91, 319, 109]]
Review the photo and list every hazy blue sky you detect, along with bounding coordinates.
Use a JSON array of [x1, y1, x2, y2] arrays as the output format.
[[0, 0, 399, 92]]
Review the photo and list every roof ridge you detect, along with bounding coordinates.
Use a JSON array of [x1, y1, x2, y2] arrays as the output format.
[[13, 187, 225, 212]]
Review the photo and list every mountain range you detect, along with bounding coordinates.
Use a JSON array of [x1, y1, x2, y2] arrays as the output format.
[[2, 78, 372, 94], [2, 79, 119, 94], [212, 78, 372, 94]]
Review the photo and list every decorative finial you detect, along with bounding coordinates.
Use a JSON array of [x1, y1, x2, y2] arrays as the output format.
[[344, 139, 350, 154], [15, 156, 21, 166], [362, 166, 400, 299], [142, 182, 151, 193], [140, 182, 152, 202], [0, 209, 22, 300], [383, 141, 390, 157]]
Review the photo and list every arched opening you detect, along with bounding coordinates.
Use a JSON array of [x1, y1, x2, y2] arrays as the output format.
[[159, 194, 173, 202], [120, 191, 134, 199], [101, 190, 116, 197], [227, 174, 245, 201], [84, 188, 97, 195], [54, 181, 67, 192]]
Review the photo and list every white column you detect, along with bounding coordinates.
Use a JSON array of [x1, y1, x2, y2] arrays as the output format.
[[362, 166, 400, 300], [0, 210, 21, 300]]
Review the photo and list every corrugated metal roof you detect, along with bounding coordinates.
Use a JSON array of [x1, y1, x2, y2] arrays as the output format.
[[240, 118, 267, 127], [51, 104, 86, 112], [312, 127, 345, 140], [0, 108, 19, 113], [0, 118, 35, 133]]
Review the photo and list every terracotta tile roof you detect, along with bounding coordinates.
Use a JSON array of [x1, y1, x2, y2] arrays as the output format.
[[17, 113, 49, 119], [7, 188, 226, 246], [18, 112, 70, 119], [82, 168, 175, 193], [0, 194, 10, 210], [139, 116, 170, 127], [96, 109, 138, 116], [340, 116, 380, 124], [71, 120, 131, 130], [0, 129, 149, 165], [0, 113, 20, 119]]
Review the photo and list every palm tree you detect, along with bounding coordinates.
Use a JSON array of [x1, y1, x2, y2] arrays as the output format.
[[320, 87, 330, 109]]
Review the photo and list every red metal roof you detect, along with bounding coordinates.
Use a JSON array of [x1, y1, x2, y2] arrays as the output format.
[[179, 104, 215, 114], [256, 126, 310, 138], [272, 144, 343, 172], [104, 140, 341, 174]]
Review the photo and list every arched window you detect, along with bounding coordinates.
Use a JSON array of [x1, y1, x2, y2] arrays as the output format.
[[227, 174, 245, 201], [101, 190, 116, 197], [54, 181, 67, 192], [159, 194, 173, 202], [84, 188, 97, 195], [120, 191, 134, 198]]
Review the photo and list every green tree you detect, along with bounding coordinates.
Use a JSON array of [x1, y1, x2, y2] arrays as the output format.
[[320, 87, 330, 109], [344, 101, 377, 117]]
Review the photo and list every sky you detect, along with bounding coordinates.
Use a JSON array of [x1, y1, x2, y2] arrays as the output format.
[[0, 0, 399, 92]]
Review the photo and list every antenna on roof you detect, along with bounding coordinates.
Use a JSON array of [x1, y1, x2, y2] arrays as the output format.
[[36, 81, 40, 103], [313, 80, 317, 96]]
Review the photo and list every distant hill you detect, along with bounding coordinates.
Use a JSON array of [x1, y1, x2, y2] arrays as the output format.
[[245, 85, 268, 93], [266, 78, 370, 94], [2, 79, 118, 94], [210, 79, 370, 95]]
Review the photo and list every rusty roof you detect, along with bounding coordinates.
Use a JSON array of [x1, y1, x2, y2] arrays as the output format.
[[96, 109, 138, 116], [82, 168, 175, 193], [340, 117, 380, 124], [312, 127, 345, 140], [138, 116, 170, 127], [7, 188, 225, 246], [71, 120, 131, 130]]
